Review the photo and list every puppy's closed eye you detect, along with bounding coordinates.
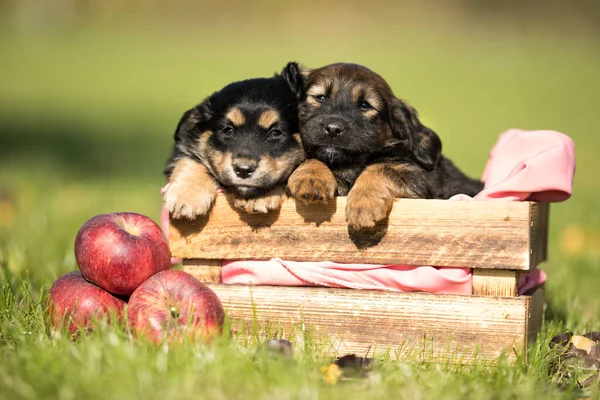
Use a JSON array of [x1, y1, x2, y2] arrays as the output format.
[[358, 101, 373, 111]]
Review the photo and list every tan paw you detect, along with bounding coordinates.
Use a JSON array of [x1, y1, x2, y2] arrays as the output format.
[[288, 160, 337, 204], [345, 188, 393, 230], [234, 187, 287, 214], [163, 181, 216, 219]]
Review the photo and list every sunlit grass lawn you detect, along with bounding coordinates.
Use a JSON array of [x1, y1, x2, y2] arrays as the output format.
[[1, 19, 600, 399]]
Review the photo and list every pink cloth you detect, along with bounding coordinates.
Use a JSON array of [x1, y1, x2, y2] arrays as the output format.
[[222, 259, 472, 294], [161, 129, 575, 295], [450, 129, 575, 202]]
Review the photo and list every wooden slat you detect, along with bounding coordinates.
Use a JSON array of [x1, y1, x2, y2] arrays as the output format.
[[170, 195, 547, 270], [182, 259, 222, 283], [472, 270, 518, 297], [526, 286, 545, 348], [530, 203, 549, 267], [206, 283, 539, 362]]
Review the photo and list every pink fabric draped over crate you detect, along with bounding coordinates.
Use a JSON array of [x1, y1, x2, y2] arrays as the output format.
[[161, 129, 576, 295]]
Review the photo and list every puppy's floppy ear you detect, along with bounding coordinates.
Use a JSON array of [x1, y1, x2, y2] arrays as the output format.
[[280, 61, 311, 100], [165, 100, 213, 177], [167, 100, 213, 167], [388, 98, 442, 170], [173, 100, 212, 144]]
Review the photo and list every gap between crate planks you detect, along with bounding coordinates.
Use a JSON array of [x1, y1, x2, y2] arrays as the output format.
[[169, 194, 549, 363]]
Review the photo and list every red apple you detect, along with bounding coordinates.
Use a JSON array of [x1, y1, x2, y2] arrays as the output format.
[[75, 212, 171, 296], [127, 270, 225, 343], [48, 271, 127, 335]]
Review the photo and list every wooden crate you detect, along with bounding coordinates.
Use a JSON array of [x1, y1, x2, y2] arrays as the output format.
[[169, 194, 549, 363]]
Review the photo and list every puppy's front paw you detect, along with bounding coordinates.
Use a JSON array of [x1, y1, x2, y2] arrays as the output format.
[[163, 181, 216, 219], [345, 188, 393, 230], [234, 187, 287, 214], [288, 161, 337, 204]]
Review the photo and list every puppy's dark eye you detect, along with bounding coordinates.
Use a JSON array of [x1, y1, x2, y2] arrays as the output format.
[[221, 127, 234, 137], [269, 129, 284, 138], [314, 95, 326, 102], [359, 102, 373, 111]]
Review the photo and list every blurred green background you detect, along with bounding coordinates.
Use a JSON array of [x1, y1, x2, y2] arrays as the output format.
[[1, 0, 599, 323]]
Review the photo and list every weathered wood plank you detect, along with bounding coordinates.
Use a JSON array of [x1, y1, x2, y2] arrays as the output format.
[[170, 195, 547, 270], [206, 283, 539, 362], [530, 203, 549, 268], [182, 259, 222, 283], [472, 269, 518, 296], [527, 286, 545, 348]]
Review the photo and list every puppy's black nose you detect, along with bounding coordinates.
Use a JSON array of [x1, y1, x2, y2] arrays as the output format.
[[324, 123, 344, 137], [233, 163, 256, 179]]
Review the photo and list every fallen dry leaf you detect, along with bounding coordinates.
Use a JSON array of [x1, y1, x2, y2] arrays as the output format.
[[570, 335, 597, 354], [334, 354, 374, 378], [320, 363, 342, 385], [549, 331, 600, 393], [257, 339, 293, 360]]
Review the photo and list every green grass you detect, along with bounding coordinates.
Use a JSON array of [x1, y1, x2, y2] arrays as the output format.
[[1, 8, 600, 399]]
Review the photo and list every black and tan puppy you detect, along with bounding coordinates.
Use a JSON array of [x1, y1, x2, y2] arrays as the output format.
[[285, 62, 483, 229], [163, 64, 305, 219]]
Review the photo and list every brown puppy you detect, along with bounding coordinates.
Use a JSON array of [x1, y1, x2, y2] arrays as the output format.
[[284, 62, 483, 229]]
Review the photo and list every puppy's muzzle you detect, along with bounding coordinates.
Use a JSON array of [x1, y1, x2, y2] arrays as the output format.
[[322, 118, 346, 138], [233, 158, 258, 179]]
